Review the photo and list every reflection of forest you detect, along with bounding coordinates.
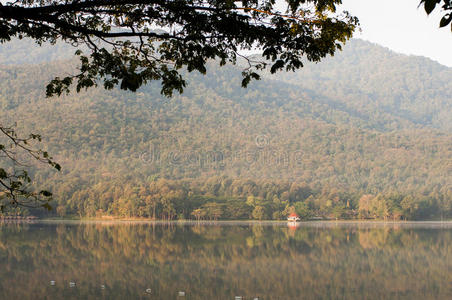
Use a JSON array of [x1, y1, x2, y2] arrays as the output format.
[[1, 223, 452, 299]]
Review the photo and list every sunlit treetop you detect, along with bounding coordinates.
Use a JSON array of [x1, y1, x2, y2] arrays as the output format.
[[0, 0, 359, 96]]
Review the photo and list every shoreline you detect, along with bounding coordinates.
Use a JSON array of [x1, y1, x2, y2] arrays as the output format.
[[4, 218, 452, 228]]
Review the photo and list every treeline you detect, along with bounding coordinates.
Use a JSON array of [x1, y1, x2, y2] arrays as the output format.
[[35, 177, 449, 221]]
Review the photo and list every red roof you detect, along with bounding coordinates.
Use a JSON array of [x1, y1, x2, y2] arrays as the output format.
[[288, 213, 299, 218]]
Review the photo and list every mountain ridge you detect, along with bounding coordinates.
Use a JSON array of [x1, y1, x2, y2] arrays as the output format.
[[0, 38, 451, 219]]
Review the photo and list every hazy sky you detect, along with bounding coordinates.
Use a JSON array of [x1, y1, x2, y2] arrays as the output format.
[[340, 0, 452, 67]]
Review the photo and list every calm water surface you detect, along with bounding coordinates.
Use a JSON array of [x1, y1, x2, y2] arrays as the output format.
[[1, 221, 452, 299]]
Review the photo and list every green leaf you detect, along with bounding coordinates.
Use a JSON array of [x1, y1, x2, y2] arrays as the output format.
[[440, 14, 452, 27], [241, 75, 251, 88], [270, 60, 285, 74], [424, 0, 438, 15]]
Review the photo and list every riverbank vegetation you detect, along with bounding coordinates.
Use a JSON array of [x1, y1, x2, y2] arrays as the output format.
[[45, 177, 452, 221]]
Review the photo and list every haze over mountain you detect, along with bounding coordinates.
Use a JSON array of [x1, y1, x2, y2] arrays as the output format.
[[1, 39, 451, 219]]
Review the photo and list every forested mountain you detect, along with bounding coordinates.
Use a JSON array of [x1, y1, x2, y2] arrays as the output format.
[[278, 40, 452, 131], [1, 39, 451, 220]]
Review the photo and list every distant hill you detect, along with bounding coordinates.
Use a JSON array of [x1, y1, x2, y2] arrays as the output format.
[[0, 38, 75, 65], [277, 39, 452, 132], [0, 38, 451, 219]]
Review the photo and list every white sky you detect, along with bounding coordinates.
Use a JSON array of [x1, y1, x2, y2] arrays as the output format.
[[339, 0, 452, 67]]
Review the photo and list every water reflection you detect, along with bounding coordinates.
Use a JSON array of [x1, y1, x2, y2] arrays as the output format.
[[1, 221, 452, 299]]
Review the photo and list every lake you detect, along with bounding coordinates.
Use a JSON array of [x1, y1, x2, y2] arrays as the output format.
[[1, 221, 452, 299]]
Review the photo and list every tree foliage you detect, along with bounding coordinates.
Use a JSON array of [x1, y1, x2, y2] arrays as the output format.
[[0, 125, 60, 212], [0, 0, 358, 96], [420, 0, 452, 30]]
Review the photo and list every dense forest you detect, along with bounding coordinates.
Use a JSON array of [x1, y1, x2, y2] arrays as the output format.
[[1, 39, 451, 220]]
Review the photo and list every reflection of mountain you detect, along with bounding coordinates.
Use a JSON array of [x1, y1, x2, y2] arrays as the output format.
[[0, 223, 451, 299], [0, 39, 451, 218]]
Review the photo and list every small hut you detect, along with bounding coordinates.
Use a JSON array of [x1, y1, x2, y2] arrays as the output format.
[[287, 212, 300, 222]]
